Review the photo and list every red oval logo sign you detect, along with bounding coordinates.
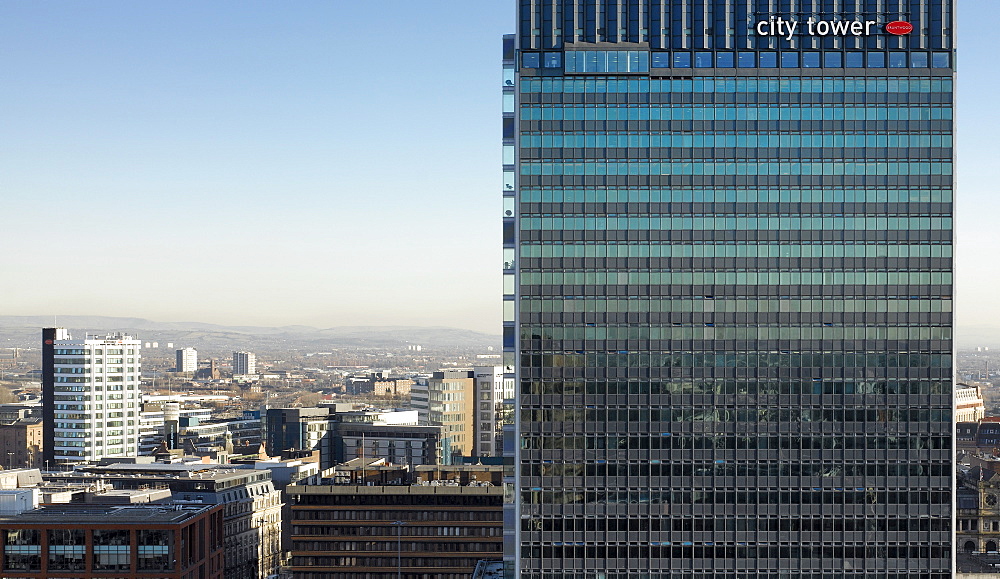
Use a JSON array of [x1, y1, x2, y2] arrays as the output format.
[[885, 21, 913, 35], [44, 339, 53, 344]]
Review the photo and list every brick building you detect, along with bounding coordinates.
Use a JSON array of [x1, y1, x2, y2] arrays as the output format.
[[0, 503, 223, 578]]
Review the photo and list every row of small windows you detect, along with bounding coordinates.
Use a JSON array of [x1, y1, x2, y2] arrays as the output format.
[[518, 187, 951, 203], [525, 462, 952, 480], [291, 540, 499, 553], [520, 489, 951, 506], [520, 546, 951, 565], [292, 526, 500, 537], [518, 76, 952, 94], [523, 517, 949, 533], [519, 351, 951, 369], [520, 105, 952, 121], [524, 48, 923, 72], [521, 271, 951, 285], [521, 132, 953, 149], [519, 379, 951, 396], [524, 432, 950, 454], [55, 376, 137, 383], [522, 50, 951, 72], [54, 367, 136, 374], [520, 325, 953, 342], [54, 348, 131, 355], [293, 510, 501, 522], [520, 214, 952, 230], [563, 50, 648, 73], [520, 298, 951, 314], [521, 160, 951, 177], [520, 242, 952, 259]]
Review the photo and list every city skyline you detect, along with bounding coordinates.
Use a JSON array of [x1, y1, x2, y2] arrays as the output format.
[[1, 1, 998, 339]]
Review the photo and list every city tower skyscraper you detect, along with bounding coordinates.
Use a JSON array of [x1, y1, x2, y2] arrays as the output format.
[[504, 1, 954, 577]]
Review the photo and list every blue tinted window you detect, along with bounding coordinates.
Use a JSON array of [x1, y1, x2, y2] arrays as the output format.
[[673, 53, 691, 68], [591, 51, 605, 72], [652, 52, 671, 68], [694, 52, 712, 67], [759, 52, 777, 68], [780, 53, 799, 68], [911, 52, 929, 67], [716, 52, 734, 67], [737, 52, 755, 68], [867, 52, 885, 67], [824, 53, 842, 67], [563, 51, 648, 73], [889, 52, 907, 68], [845, 52, 864, 68], [636, 51, 649, 72], [543, 52, 562, 68], [932, 52, 950, 68], [503, 326, 515, 349], [565, 51, 582, 72], [521, 52, 540, 68], [802, 52, 820, 68]]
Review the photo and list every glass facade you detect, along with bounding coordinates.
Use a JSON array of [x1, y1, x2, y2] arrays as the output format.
[[505, 1, 953, 577]]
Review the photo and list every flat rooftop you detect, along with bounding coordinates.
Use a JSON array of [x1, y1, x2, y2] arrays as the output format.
[[73, 463, 264, 481], [0, 504, 214, 525]]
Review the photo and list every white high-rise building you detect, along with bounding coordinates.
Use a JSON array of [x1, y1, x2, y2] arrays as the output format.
[[233, 351, 256, 375], [175, 347, 197, 373], [473, 365, 514, 457], [42, 329, 142, 464]]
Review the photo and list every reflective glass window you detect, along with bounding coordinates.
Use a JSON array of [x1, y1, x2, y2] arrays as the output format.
[[759, 52, 777, 68], [824, 52, 842, 67], [694, 52, 712, 67], [845, 52, 864, 68], [673, 52, 691, 68], [652, 52, 671, 68], [932, 52, 950, 68], [911, 52, 929, 67], [543, 52, 562, 68], [521, 52, 539, 68], [802, 52, 820, 68], [737, 52, 755, 67], [716, 52, 734, 67], [889, 52, 907, 68], [868, 52, 886, 67], [780, 52, 799, 68]]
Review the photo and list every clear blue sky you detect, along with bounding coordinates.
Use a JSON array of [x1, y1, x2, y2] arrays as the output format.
[[1, 2, 996, 341]]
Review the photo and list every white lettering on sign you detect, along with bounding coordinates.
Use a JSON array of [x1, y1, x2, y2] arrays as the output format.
[[756, 17, 879, 39]]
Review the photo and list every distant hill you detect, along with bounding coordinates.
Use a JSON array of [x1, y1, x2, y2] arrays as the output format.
[[0, 316, 500, 352]]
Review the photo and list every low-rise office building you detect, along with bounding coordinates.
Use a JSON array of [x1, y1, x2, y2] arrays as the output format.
[[0, 502, 223, 578], [288, 476, 503, 579]]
